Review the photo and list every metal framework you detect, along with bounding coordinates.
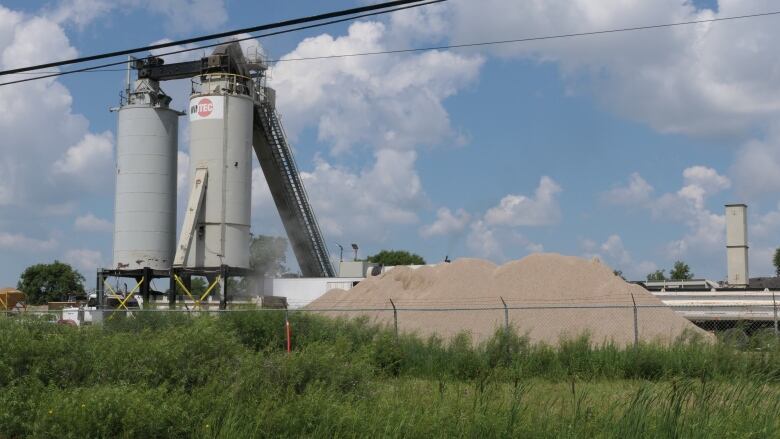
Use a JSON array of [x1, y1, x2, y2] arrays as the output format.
[[98, 41, 335, 310], [143, 41, 334, 278], [253, 97, 336, 277], [96, 266, 252, 310]]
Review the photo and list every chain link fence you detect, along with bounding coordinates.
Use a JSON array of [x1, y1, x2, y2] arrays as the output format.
[[4, 299, 779, 347]]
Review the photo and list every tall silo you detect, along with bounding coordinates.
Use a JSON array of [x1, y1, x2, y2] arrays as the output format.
[[184, 73, 253, 268], [113, 79, 180, 270]]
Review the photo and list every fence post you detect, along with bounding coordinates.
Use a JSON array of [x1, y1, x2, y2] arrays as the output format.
[[389, 298, 398, 339], [284, 305, 291, 353], [630, 293, 639, 347], [771, 289, 778, 336], [500, 296, 509, 334]]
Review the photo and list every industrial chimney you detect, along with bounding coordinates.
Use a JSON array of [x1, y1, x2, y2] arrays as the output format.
[[725, 204, 749, 287]]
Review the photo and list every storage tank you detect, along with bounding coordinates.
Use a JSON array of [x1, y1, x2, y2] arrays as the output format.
[[725, 203, 749, 287], [113, 79, 179, 270], [184, 73, 253, 268]]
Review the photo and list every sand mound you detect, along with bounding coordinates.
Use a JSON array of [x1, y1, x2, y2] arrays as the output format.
[[307, 253, 709, 345]]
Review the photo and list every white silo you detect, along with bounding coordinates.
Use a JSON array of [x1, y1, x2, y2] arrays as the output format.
[[183, 73, 253, 268], [113, 79, 180, 270]]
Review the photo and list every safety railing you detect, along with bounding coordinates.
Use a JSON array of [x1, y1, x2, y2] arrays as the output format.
[[191, 73, 253, 97]]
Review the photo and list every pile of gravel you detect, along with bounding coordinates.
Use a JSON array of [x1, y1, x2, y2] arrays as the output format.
[[307, 253, 708, 345]]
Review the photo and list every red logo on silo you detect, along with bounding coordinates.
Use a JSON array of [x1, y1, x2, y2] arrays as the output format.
[[194, 98, 213, 117]]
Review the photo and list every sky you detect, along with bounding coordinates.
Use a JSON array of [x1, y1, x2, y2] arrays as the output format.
[[1, 0, 780, 288]]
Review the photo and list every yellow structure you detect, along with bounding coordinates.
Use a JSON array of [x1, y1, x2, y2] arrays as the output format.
[[0, 287, 26, 311]]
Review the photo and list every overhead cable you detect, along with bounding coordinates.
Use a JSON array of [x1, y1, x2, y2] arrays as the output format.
[[0, 0, 438, 77], [267, 9, 780, 63], [0, 0, 444, 86], [4, 7, 777, 86]]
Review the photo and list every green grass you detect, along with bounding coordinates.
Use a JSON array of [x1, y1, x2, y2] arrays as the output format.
[[0, 311, 779, 438]]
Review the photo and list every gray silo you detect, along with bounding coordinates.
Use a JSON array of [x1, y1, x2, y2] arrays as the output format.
[[182, 73, 253, 268], [113, 78, 180, 270]]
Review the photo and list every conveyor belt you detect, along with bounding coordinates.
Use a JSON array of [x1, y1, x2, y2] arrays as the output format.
[[252, 92, 335, 277]]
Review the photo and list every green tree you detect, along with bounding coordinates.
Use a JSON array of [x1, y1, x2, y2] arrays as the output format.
[[190, 277, 208, 297], [669, 261, 694, 280], [773, 248, 780, 276], [613, 270, 626, 281], [367, 250, 426, 266], [249, 235, 289, 277], [646, 269, 667, 282], [17, 261, 85, 305]]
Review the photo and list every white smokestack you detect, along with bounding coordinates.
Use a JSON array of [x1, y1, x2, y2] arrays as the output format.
[[725, 204, 749, 287]]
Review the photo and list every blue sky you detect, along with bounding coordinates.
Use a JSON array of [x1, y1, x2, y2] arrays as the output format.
[[1, 0, 780, 288]]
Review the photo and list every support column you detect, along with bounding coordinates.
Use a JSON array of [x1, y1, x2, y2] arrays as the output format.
[[168, 268, 177, 310], [141, 267, 152, 308], [96, 270, 105, 309], [219, 265, 229, 310], [182, 274, 192, 298]]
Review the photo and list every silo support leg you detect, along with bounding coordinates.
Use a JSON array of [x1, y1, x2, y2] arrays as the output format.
[[141, 267, 152, 308], [168, 269, 177, 310], [96, 271, 105, 308], [219, 265, 229, 310], [173, 274, 221, 310], [107, 277, 144, 321]]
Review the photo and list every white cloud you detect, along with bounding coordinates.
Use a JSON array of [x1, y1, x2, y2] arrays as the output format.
[[511, 232, 544, 253], [386, 2, 449, 46], [269, 20, 483, 153], [143, 0, 227, 34], [682, 165, 731, 193], [604, 166, 730, 273], [0, 232, 57, 252], [581, 234, 656, 279], [1, 14, 77, 68], [753, 203, 780, 239], [600, 234, 632, 267], [603, 172, 653, 206], [731, 134, 780, 197], [484, 176, 562, 227], [53, 131, 113, 181], [49, 0, 113, 29], [420, 207, 471, 238], [291, 149, 426, 238], [652, 166, 729, 220], [466, 220, 503, 259], [442, 0, 780, 138], [435, 176, 561, 259], [0, 7, 104, 211], [606, 165, 728, 222], [74, 213, 112, 232], [51, 0, 227, 33], [750, 246, 775, 278], [243, 14, 478, 263], [434, 0, 780, 203], [64, 248, 103, 273], [526, 242, 544, 253]]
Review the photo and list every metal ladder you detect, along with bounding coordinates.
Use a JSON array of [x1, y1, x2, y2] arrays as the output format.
[[254, 100, 335, 277]]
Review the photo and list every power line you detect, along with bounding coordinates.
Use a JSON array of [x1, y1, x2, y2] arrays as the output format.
[[265, 9, 780, 63], [0, 0, 444, 86], [5, 7, 778, 84], [0, 0, 436, 77]]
